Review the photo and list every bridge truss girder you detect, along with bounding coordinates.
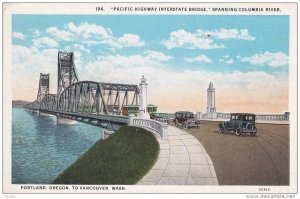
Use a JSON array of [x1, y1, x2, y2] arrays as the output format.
[[40, 94, 58, 111], [57, 81, 139, 115]]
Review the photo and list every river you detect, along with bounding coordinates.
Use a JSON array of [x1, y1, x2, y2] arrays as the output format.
[[12, 108, 103, 184]]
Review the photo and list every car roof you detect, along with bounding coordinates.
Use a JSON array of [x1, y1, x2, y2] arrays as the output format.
[[175, 111, 194, 114], [230, 113, 256, 116]]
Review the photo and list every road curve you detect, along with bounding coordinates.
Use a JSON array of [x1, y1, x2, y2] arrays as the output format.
[[137, 126, 218, 185]]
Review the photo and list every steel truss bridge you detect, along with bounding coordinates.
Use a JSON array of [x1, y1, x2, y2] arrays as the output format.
[[24, 51, 140, 130]]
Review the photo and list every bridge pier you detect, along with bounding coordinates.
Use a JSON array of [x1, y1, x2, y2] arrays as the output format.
[[56, 116, 78, 125], [32, 110, 39, 114], [102, 129, 115, 139], [39, 111, 53, 117]]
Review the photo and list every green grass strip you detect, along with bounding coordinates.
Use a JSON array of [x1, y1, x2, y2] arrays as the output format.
[[53, 125, 159, 185]]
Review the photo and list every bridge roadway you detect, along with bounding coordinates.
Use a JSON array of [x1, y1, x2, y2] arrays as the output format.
[[27, 108, 129, 130]]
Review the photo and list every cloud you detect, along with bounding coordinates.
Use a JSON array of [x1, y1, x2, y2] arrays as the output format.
[[220, 55, 234, 64], [237, 51, 289, 67], [13, 32, 25, 40], [33, 29, 40, 37], [12, 45, 58, 72], [64, 44, 91, 65], [117, 34, 145, 48], [46, 27, 74, 41], [66, 22, 112, 39], [162, 29, 224, 49], [65, 43, 90, 54], [144, 51, 172, 61], [197, 28, 256, 40], [12, 45, 58, 101], [225, 59, 234, 64], [32, 37, 59, 48], [81, 54, 288, 113], [46, 22, 144, 48], [162, 28, 255, 49], [184, 55, 212, 63], [89, 51, 171, 74]]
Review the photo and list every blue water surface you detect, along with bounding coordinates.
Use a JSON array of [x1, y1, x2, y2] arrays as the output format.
[[12, 108, 103, 184]]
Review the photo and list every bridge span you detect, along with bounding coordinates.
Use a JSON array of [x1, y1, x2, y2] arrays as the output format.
[[27, 108, 129, 131], [24, 51, 162, 134]]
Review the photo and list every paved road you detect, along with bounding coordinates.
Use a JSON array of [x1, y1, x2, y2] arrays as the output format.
[[137, 126, 218, 185], [188, 121, 289, 185]]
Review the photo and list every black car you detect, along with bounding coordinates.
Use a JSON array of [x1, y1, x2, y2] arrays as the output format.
[[174, 111, 200, 129]]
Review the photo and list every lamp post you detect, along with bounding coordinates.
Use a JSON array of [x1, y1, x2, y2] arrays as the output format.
[[137, 75, 150, 119]]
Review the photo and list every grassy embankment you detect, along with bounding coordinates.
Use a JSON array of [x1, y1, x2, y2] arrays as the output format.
[[53, 126, 159, 185]]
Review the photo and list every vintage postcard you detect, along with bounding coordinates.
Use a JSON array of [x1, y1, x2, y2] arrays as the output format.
[[2, 2, 298, 197]]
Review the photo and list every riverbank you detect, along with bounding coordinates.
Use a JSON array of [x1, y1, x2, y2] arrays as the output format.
[[188, 121, 289, 185], [53, 125, 159, 185]]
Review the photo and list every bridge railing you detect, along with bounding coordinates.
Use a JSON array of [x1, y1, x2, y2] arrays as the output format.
[[215, 112, 289, 121], [255, 114, 289, 121], [216, 112, 231, 119], [129, 117, 168, 140]]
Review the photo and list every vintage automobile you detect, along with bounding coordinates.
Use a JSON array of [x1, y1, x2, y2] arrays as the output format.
[[219, 113, 257, 136], [151, 113, 174, 124], [174, 111, 200, 129]]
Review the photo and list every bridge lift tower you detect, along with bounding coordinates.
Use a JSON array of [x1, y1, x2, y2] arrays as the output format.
[[57, 51, 79, 97], [36, 73, 50, 103]]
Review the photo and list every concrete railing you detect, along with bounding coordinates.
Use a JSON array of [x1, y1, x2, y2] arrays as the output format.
[[216, 112, 231, 119], [256, 114, 289, 121], [216, 112, 289, 121], [129, 117, 168, 140]]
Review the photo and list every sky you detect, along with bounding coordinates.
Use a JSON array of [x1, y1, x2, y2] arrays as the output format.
[[12, 15, 289, 113]]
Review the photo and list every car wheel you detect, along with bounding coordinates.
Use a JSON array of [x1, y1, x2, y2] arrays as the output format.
[[175, 119, 178, 127], [246, 123, 253, 130], [184, 123, 188, 130], [252, 127, 257, 137], [235, 127, 241, 136], [219, 127, 224, 134]]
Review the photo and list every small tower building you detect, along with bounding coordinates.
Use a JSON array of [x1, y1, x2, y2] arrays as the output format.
[[206, 82, 217, 119]]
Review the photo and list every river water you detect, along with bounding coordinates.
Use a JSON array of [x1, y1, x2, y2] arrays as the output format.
[[12, 108, 103, 184]]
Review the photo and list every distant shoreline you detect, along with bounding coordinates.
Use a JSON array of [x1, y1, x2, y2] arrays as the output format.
[[12, 100, 29, 108]]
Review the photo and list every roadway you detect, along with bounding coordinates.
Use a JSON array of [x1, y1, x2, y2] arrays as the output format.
[[188, 121, 289, 185]]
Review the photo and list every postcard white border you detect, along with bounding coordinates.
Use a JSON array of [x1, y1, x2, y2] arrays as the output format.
[[2, 2, 298, 194]]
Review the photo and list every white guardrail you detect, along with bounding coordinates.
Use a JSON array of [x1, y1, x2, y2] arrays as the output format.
[[129, 117, 168, 140], [216, 112, 289, 121]]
